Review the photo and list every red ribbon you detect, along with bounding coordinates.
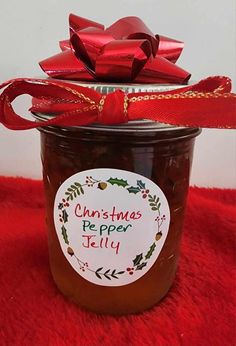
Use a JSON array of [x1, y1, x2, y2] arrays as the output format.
[[40, 14, 190, 84], [0, 76, 235, 130]]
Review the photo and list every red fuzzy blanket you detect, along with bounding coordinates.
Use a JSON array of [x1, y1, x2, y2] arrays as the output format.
[[0, 177, 235, 346]]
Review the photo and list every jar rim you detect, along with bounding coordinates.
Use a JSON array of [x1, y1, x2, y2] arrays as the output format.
[[33, 113, 196, 133], [58, 79, 187, 94]]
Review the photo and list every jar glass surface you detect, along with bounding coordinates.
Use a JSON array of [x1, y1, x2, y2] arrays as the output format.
[[39, 121, 201, 314]]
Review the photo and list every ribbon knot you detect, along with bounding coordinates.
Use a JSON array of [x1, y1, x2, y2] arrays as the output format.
[[98, 90, 128, 124]]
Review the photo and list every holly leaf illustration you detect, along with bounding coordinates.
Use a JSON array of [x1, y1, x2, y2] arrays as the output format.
[[137, 180, 145, 189], [127, 186, 140, 194], [62, 209, 68, 223], [136, 262, 147, 270], [107, 178, 128, 187], [61, 225, 69, 245], [58, 203, 64, 210], [145, 242, 156, 260], [133, 253, 143, 266]]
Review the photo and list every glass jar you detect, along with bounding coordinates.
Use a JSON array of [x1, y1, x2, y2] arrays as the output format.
[[36, 83, 201, 314]]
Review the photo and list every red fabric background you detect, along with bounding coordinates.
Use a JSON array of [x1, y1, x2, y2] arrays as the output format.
[[0, 177, 235, 346]]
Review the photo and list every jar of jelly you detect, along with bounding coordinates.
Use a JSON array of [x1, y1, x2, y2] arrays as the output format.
[[36, 82, 201, 315]]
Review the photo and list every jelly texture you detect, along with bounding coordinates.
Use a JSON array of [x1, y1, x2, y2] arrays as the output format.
[[40, 125, 200, 314]]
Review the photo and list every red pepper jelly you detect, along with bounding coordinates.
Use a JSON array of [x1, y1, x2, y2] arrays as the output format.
[[36, 82, 201, 314]]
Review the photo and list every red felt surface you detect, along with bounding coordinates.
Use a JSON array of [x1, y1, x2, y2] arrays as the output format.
[[0, 177, 235, 346]]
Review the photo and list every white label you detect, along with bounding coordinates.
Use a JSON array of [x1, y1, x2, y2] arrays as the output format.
[[54, 169, 170, 286]]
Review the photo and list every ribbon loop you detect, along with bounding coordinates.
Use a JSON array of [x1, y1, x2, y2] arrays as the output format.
[[71, 28, 113, 70], [106, 16, 158, 55], [96, 39, 152, 82], [157, 35, 184, 63], [69, 13, 104, 33]]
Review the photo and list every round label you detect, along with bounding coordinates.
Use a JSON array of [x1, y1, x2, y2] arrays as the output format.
[[54, 169, 170, 286]]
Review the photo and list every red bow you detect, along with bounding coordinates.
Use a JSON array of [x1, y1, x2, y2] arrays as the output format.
[[40, 14, 190, 84], [0, 76, 235, 130]]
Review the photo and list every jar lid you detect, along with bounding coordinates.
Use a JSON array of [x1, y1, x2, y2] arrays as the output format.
[[66, 80, 185, 94], [35, 78, 192, 132]]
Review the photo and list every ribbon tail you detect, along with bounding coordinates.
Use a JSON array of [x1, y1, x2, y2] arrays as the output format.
[[128, 95, 236, 129]]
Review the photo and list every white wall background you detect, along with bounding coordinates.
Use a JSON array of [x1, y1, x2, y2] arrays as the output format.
[[0, 0, 235, 187]]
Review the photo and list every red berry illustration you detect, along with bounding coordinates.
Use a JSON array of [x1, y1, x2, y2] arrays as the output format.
[[126, 267, 134, 274]]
